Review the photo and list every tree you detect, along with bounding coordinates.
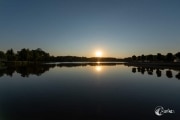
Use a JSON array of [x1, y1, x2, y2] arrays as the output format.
[[132, 55, 137, 61], [137, 56, 141, 61], [157, 53, 162, 61], [17, 48, 31, 61], [166, 53, 174, 62], [146, 54, 153, 62], [0, 51, 6, 61], [141, 54, 145, 62], [175, 52, 180, 59], [6, 49, 16, 61], [31, 48, 49, 61]]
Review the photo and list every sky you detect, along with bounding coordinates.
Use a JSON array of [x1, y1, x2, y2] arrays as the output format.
[[0, 0, 180, 58]]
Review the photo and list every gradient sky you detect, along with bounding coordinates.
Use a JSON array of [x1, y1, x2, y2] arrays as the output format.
[[0, 0, 180, 58]]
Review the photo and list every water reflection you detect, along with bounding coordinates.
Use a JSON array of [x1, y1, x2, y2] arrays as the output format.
[[131, 67, 180, 80], [1, 63, 180, 80], [166, 70, 173, 78], [0, 63, 121, 77], [156, 69, 162, 77], [176, 72, 180, 80], [132, 68, 136, 73], [95, 66, 102, 72], [1, 63, 180, 119], [0, 64, 56, 77], [57, 62, 120, 67]]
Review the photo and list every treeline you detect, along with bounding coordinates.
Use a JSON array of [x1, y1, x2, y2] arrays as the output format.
[[124, 52, 180, 62], [51, 56, 121, 62], [1, 48, 179, 62], [0, 48, 122, 62], [0, 48, 50, 61]]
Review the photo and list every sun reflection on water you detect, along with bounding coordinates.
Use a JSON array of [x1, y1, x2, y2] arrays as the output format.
[[95, 66, 102, 72]]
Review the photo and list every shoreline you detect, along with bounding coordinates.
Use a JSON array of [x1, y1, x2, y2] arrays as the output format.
[[1, 61, 180, 67]]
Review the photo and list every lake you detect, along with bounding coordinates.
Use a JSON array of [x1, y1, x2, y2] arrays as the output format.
[[0, 63, 180, 120]]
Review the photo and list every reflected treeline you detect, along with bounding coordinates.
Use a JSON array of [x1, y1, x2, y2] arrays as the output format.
[[176, 73, 180, 80], [131, 67, 180, 80], [156, 69, 161, 77], [0, 63, 122, 77], [0, 64, 56, 77]]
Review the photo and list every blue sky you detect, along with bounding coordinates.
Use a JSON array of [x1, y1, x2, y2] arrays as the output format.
[[0, 0, 180, 58]]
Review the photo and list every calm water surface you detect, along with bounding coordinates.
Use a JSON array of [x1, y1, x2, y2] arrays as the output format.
[[0, 63, 180, 120]]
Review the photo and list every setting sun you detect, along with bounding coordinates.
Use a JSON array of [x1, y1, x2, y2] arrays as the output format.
[[95, 51, 102, 57]]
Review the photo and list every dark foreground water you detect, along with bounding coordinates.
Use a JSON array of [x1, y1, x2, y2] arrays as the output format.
[[0, 63, 180, 120]]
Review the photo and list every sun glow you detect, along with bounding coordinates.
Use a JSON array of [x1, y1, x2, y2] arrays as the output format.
[[95, 50, 102, 57]]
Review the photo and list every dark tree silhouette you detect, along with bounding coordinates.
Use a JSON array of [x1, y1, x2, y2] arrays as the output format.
[[123, 57, 132, 62], [17, 48, 31, 61], [28, 48, 50, 61], [6, 49, 16, 61], [157, 53, 163, 61], [141, 54, 145, 62], [0, 51, 6, 60], [175, 52, 180, 60], [146, 54, 153, 62], [127, 52, 179, 62], [166, 53, 174, 62], [137, 56, 141, 61], [132, 55, 137, 61]]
